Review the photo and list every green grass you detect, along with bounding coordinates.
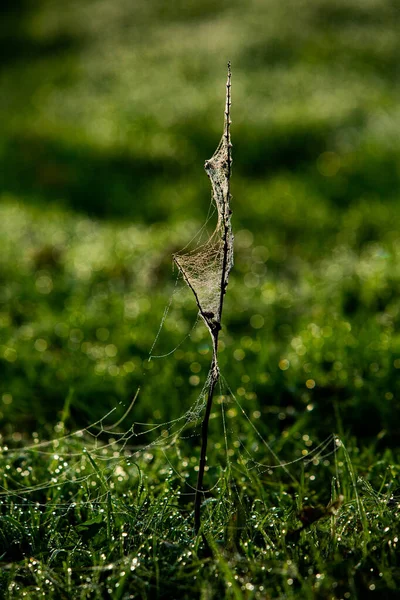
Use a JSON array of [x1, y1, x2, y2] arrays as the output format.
[[0, 429, 399, 599], [1, 0, 400, 597]]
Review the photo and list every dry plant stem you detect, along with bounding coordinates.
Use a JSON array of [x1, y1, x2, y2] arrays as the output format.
[[194, 64, 232, 534], [173, 63, 232, 533], [194, 340, 219, 533]]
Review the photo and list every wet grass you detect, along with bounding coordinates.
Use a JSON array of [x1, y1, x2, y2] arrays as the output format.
[[1, 193, 400, 598], [0, 426, 399, 599], [1, 0, 400, 597]]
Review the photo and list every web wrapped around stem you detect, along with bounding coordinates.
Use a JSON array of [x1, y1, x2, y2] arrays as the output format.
[[174, 64, 233, 334], [173, 63, 233, 533]]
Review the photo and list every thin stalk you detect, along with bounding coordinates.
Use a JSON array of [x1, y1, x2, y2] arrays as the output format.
[[194, 64, 232, 534], [194, 343, 219, 533]]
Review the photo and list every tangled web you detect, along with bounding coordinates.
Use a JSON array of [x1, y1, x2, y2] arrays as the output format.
[[173, 65, 233, 330], [0, 65, 345, 531], [0, 385, 343, 506]]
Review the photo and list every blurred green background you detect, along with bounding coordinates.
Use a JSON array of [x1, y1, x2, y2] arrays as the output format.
[[1, 0, 400, 448]]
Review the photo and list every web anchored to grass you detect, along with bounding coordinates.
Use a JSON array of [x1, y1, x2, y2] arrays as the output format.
[[0, 67, 373, 557], [173, 63, 233, 533]]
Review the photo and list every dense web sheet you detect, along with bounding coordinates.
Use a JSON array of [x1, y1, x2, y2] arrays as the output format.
[[173, 65, 233, 330]]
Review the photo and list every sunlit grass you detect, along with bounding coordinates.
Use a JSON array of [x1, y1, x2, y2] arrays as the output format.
[[2, 0, 400, 596], [0, 428, 399, 599], [1, 192, 400, 596]]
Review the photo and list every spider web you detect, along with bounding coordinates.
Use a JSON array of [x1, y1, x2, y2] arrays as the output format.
[[0, 381, 342, 507], [173, 65, 233, 330], [0, 66, 345, 533]]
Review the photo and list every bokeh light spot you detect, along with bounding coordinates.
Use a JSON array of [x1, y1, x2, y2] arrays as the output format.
[[250, 314, 264, 329]]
